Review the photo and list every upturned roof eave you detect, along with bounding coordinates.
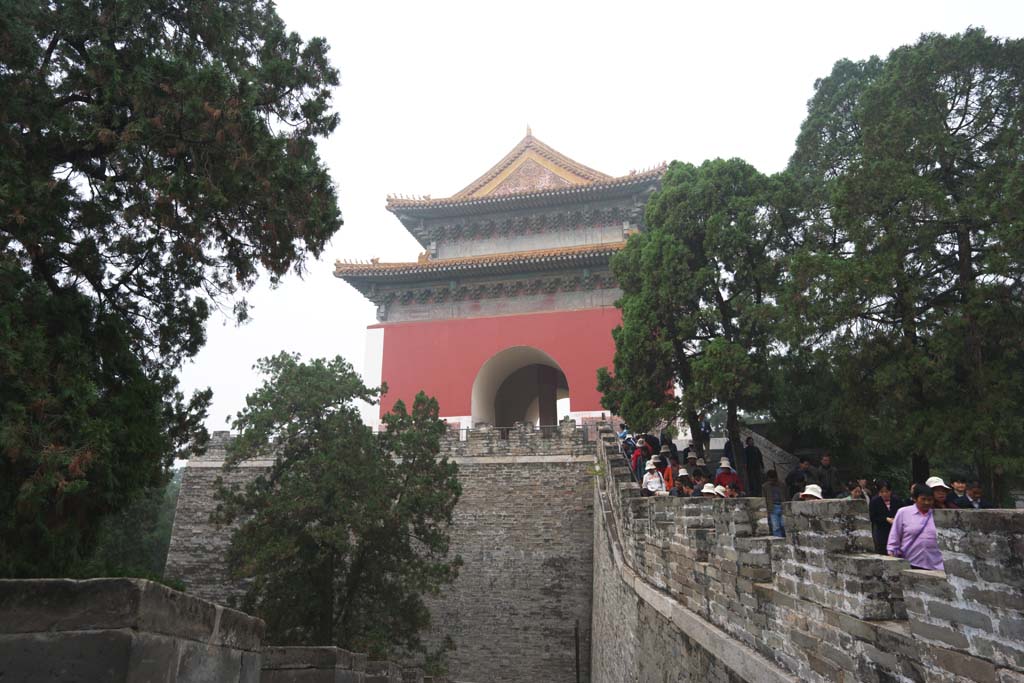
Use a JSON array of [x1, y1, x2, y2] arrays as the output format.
[[333, 242, 626, 296], [387, 168, 665, 218]]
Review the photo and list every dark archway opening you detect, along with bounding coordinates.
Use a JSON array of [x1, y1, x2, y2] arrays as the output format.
[[493, 363, 569, 427]]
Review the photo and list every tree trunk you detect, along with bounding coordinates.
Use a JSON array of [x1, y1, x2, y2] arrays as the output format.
[[911, 453, 930, 488], [685, 409, 703, 458], [316, 551, 335, 645]]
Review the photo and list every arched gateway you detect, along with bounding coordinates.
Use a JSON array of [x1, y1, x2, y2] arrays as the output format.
[[335, 130, 664, 428], [471, 346, 570, 426]]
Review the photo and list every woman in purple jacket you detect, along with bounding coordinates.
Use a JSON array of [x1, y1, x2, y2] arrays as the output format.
[[887, 484, 944, 570]]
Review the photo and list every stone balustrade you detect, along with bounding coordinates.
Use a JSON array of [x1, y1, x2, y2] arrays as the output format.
[[592, 425, 1024, 683]]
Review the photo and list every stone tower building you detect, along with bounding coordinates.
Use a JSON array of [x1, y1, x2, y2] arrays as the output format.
[[334, 130, 664, 429]]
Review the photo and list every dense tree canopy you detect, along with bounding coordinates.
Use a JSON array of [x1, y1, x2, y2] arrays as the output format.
[[601, 28, 1024, 492], [214, 354, 461, 663], [0, 0, 341, 575], [783, 28, 1024, 488], [601, 158, 779, 462]]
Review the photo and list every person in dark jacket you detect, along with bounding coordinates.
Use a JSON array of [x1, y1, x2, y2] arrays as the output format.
[[959, 481, 997, 509], [815, 453, 845, 498], [699, 413, 711, 452], [722, 438, 735, 469], [744, 437, 764, 497], [785, 458, 815, 499], [869, 480, 901, 555], [644, 432, 661, 454], [949, 475, 968, 505]]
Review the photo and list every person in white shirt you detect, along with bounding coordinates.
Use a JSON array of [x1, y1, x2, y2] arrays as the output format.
[[641, 460, 665, 497]]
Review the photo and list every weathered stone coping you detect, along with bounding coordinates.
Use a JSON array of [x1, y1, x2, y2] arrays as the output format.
[[186, 455, 595, 468], [449, 454, 595, 465], [185, 459, 276, 468], [261, 645, 367, 671], [0, 577, 264, 650], [596, 483, 799, 683]]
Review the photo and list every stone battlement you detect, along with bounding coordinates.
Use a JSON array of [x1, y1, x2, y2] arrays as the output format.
[[441, 419, 597, 459], [592, 425, 1024, 683]]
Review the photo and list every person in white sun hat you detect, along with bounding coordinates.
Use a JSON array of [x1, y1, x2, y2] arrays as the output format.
[[799, 484, 824, 501], [641, 459, 666, 497], [714, 457, 743, 493], [925, 476, 957, 509]]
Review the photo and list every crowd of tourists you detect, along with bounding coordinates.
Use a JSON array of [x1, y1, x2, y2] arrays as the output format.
[[617, 424, 998, 572]]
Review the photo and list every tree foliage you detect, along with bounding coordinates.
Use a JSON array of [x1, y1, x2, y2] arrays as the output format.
[[783, 28, 1024, 488], [81, 470, 182, 584], [214, 353, 462, 662], [601, 28, 1024, 491], [0, 0, 341, 575], [600, 158, 779, 459]]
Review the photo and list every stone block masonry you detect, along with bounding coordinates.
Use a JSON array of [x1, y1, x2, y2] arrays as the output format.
[[260, 646, 368, 682], [165, 431, 272, 605], [0, 579, 443, 683], [0, 578, 265, 683], [591, 424, 1024, 683], [166, 422, 593, 683], [422, 422, 594, 683]]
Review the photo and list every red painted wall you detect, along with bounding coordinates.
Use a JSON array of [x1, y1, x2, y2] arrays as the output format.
[[373, 307, 620, 418]]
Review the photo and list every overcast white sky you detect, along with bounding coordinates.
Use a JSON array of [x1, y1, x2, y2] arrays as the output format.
[[177, 0, 1024, 432]]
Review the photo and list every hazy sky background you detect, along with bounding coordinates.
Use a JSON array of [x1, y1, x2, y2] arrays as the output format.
[[178, 0, 1024, 432]]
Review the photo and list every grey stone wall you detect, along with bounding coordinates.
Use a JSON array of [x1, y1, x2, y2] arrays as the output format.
[[423, 423, 594, 682], [0, 579, 448, 683], [592, 425, 1024, 683], [164, 432, 270, 606], [260, 646, 368, 683], [0, 578, 264, 683], [166, 424, 594, 683]]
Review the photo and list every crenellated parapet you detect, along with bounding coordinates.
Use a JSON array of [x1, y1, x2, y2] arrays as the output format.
[[440, 419, 596, 460], [592, 424, 1024, 683]]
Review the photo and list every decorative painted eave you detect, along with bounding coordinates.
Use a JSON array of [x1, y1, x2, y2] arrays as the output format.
[[334, 241, 626, 294], [385, 130, 666, 223], [452, 128, 612, 198], [387, 166, 666, 214]]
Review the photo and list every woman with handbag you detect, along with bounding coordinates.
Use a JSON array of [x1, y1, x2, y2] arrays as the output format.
[[887, 484, 944, 570]]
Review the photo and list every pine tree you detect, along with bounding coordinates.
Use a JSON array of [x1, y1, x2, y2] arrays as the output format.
[[214, 354, 462, 661], [0, 0, 342, 575]]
